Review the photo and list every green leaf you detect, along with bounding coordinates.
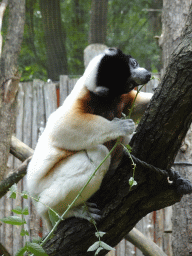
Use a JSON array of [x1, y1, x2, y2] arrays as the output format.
[[32, 237, 42, 244], [12, 206, 29, 215], [25, 66, 31, 71], [100, 241, 115, 251], [129, 177, 137, 187], [9, 183, 17, 193], [22, 207, 29, 215], [27, 242, 48, 256], [125, 144, 132, 152], [0, 216, 26, 225], [95, 247, 103, 255], [87, 241, 100, 252], [95, 231, 106, 238], [9, 184, 17, 199], [9, 191, 16, 199], [12, 206, 23, 215], [21, 191, 28, 199], [15, 246, 28, 256], [48, 209, 60, 226], [20, 228, 29, 237]]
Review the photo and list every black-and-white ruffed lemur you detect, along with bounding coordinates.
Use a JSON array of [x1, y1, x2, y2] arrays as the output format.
[[27, 48, 154, 230]]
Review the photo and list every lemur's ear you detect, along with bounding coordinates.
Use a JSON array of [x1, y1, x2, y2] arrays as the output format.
[[105, 47, 118, 55], [93, 86, 110, 97]]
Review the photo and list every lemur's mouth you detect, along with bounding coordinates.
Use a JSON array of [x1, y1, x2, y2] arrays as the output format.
[[127, 72, 151, 90], [126, 79, 140, 91]]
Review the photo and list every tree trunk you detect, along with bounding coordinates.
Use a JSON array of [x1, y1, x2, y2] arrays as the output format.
[[39, 0, 68, 80], [160, 1, 192, 255], [160, 0, 192, 73], [0, 0, 25, 182], [172, 129, 192, 255], [43, 4, 192, 256], [88, 0, 108, 44]]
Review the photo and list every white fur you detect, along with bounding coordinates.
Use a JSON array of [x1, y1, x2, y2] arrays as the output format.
[[29, 145, 110, 230], [27, 50, 152, 230], [27, 79, 135, 229], [83, 54, 104, 92]]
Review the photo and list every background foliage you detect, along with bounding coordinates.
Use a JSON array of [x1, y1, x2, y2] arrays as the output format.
[[2, 0, 162, 81]]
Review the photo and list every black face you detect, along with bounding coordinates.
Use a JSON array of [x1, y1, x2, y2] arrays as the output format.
[[95, 48, 130, 97], [126, 56, 151, 87], [93, 48, 151, 98]]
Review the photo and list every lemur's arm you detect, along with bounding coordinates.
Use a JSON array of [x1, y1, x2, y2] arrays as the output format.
[[46, 86, 135, 151], [124, 90, 153, 122]]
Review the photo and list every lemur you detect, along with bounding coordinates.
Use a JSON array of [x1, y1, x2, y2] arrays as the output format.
[[27, 48, 152, 230]]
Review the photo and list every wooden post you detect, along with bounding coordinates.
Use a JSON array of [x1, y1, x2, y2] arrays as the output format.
[[84, 44, 108, 68]]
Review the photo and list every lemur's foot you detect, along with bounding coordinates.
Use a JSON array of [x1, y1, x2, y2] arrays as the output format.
[[168, 168, 192, 195], [72, 202, 101, 222]]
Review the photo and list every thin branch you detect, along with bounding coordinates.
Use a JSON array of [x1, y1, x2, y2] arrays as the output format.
[[0, 134, 34, 198], [0, 156, 32, 198], [10, 135, 34, 162], [125, 228, 167, 256], [142, 8, 162, 12], [0, 135, 33, 198]]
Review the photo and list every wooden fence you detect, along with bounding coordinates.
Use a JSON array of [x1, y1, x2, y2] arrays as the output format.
[[0, 75, 173, 256]]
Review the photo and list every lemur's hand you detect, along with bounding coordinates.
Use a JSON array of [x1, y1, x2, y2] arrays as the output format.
[[111, 118, 135, 137]]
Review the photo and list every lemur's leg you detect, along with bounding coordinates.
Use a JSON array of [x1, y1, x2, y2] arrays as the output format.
[[34, 145, 111, 230]]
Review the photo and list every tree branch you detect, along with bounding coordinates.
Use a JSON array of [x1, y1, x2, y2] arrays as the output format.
[[0, 135, 34, 198], [0, 156, 32, 199], [125, 228, 167, 256], [10, 135, 34, 162], [0, 242, 11, 256]]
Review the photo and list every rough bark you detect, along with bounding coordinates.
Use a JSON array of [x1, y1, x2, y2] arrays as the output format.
[[42, 5, 192, 256], [0, 0, 25, 182], [0, 0, 8, 57], [173, 143, 192, 255], [160, 0, 192, 72], [39, 0, 68, 80], [88, 0, 108, 44]]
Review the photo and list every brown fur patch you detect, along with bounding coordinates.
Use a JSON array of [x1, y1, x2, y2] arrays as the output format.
[[120, 91, 137, 115], [49, 88, 137, 173], [44, 149, 77, 178]]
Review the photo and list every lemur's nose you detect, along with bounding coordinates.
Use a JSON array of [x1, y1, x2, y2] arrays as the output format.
[[146, 73, 151, 80]]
